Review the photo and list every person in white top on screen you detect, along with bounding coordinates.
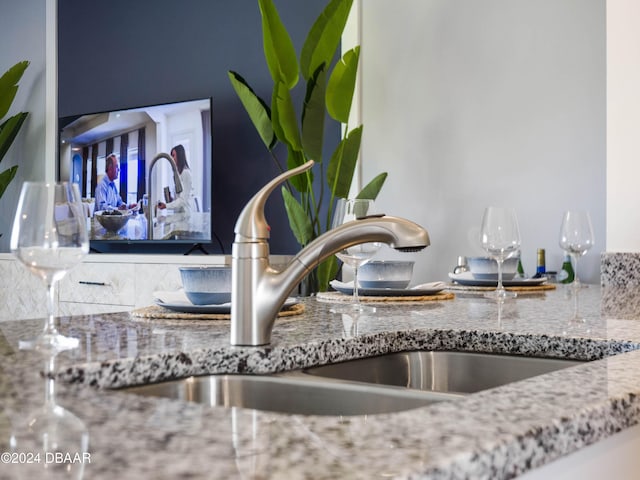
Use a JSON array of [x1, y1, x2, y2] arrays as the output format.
[[157, 144, 195, 216], [94, 154, 135, 211]]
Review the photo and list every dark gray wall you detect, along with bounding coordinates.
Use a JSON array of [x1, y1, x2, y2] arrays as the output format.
[[58, 0, 338, 254]]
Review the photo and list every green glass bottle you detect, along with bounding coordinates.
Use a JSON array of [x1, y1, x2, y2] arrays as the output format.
[[516, 258, 525, 278], [559, 254, 575, 284]]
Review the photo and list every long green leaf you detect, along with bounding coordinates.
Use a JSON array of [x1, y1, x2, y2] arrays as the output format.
[[301, 65, 326, 163], [286, 146, 310, 193], [317, 256, 339, 292], [282, 186, 314, 245], [357, 172, 388, 201], [0, 61, 29, 94], [270, 85, 286, 147], [0, 87, 17, 124], [228, 71, 276, 150], [272, 82, 302, 151], [258, 0, 298, 89], [300, 0, 353, 80], [327, 125, 362, 198], [0, 113, 28, 164], [326, 46, 360, 123], [0, 166, 18, 199], [0, 61, 29, 120]]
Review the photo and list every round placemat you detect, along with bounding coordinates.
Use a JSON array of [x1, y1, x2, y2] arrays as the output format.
[[316, 291, 455, 303], [446, 283, 556, 293], [130, 302, 305, 320]]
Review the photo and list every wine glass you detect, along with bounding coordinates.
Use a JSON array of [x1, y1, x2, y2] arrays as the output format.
[[480, 207, 521, 301], [331, 198, 381, 310], [10, 182, 89, 354], [558, 210, 594, 290]]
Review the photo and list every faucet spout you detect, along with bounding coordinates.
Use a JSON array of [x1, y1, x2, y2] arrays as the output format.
[[230, 161, 430, 346], [147, 153, 183, 240]]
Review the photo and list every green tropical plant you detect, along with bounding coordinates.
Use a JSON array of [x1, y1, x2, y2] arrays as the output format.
[[0, 61, 29, 202], [228, 0, 386, 292]]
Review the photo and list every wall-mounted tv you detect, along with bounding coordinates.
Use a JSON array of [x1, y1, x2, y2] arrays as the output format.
[[58, 97, 217, 254]]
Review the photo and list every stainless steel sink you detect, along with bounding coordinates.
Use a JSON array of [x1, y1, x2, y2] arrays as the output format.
[[122, 373, 461, 416], [121, 351, 583, 416], [303, 350, 584, 394]]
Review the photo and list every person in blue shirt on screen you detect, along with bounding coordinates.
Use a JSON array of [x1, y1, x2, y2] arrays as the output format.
[[94, 154, 135, 211]]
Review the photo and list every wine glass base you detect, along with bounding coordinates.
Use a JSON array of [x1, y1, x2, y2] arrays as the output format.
[[330, 303, 377, 315], [19, 333, 79, 356], [561, 282, 588, 293], [483, 289, 517, 301]]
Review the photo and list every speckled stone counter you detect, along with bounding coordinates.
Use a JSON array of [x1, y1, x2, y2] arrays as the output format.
[[2, 286, 640, 479], [602, 252, 640, 287]]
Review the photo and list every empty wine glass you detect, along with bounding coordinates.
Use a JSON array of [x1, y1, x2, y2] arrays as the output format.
[[10, 182, 89, 354], [331, 198, 381, 310], [480, 207, 521, 301], [558, 210, 594, 290]]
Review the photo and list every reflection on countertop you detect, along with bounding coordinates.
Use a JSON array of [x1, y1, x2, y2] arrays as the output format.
[[6, 347, 90, 479], [1, 286, 640, 478]]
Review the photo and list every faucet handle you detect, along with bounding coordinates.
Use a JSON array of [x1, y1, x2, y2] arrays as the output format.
[[234, 160, 315, 242]]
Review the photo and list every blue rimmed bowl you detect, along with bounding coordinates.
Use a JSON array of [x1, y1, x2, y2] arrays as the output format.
[[179, 266, 232, 305], [467, 256, 519, 281], [358, 261, 415, 289]]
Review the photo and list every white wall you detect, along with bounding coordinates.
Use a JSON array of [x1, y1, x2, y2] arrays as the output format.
[[606, 0, 640, 251], [356, 0, 605, 284], [0, 0, 48, 250]]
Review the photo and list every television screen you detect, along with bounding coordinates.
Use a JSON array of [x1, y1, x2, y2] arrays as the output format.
[[58, 97, 214, 253]]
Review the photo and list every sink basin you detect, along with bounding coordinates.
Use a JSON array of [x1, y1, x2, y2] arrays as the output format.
[[122, 373, 461, 416], [303, 350, 584, 394]]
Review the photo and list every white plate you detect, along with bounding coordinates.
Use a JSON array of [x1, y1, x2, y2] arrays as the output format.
[[154, 296, 299, 315], [330, 280, 446, 297], [448, 272, 548, 287]]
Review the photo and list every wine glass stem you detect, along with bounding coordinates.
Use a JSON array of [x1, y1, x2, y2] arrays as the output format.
[[573, 287, 581, 320], [44, 281, 59, 336], [353, 266, 360, 304], [496, 259, 505, 294], [570, 253, 581, 289]]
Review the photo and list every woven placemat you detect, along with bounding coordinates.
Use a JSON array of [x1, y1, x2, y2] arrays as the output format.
[[130, 302, 305, 320], [446, 283, 556, 293], [316, 291, 455, 303]]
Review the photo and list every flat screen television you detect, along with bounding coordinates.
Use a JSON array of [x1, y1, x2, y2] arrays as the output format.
[[58, 97, 218, 255]]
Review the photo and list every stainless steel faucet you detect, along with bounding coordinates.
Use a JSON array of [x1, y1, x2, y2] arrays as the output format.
[[147, 153, 183, 240], [230, 160, 431, 346]]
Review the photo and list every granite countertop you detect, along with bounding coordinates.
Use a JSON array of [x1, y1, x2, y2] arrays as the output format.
[[2, 285, 640, 479]]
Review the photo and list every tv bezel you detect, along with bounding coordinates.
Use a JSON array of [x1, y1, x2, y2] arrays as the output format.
[[57, 96, 221, 256]]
